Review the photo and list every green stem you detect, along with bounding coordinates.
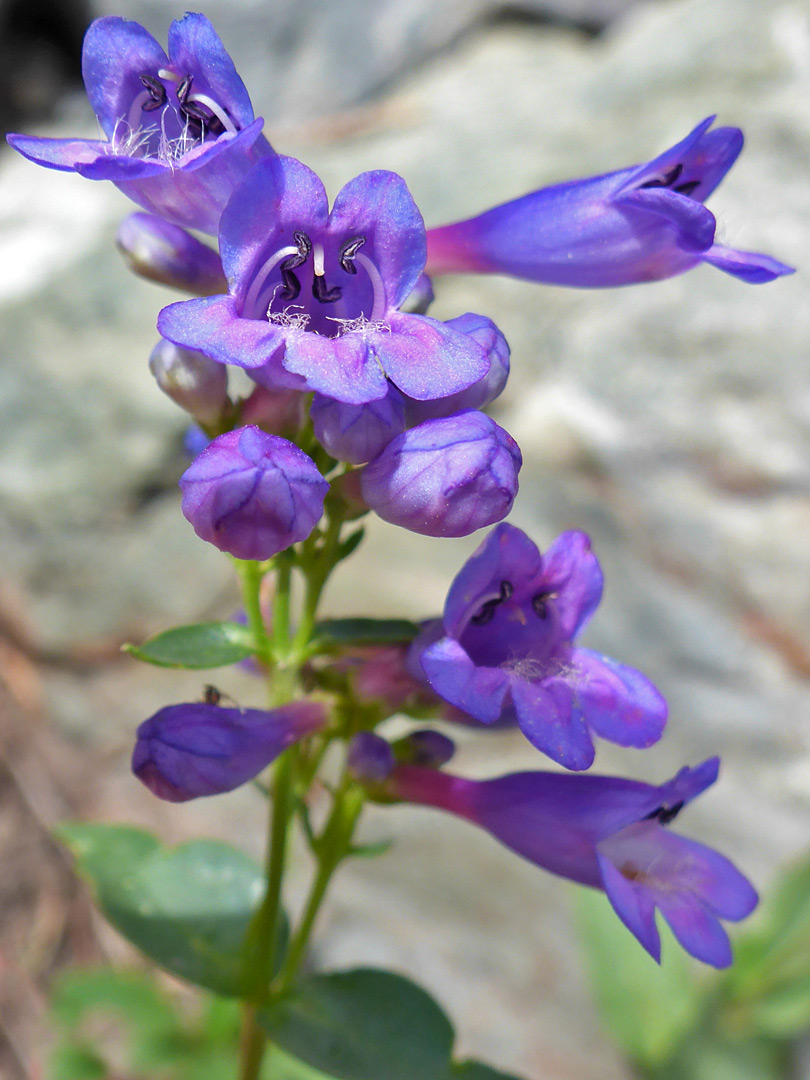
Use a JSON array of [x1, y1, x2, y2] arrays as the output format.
[[275, 783, 365, 994], [236, 559, 273, 669], [291, 513, 343, 658]]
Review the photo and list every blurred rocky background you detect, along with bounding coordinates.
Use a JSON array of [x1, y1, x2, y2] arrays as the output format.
[[0, 0, 808, 1076]]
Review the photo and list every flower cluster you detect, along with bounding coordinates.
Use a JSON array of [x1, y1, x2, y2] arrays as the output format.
[[10, 10, 788, 979]]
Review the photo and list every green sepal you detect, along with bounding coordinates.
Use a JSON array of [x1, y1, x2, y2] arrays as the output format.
[[123, 620, 257, 669], [314, 618, 420, 647], [58, 823, 286, 997]]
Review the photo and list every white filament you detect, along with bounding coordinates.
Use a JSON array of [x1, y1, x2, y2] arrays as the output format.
[[242, 245, 301, 318], [355, 252, 387, 322]]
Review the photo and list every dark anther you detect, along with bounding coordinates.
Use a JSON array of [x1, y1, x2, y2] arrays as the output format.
[[643, 800, 685, 825], [470, 581, 513, 625], [674, 180, 700, 197], [639, 163, 683, 190], [312, 275, 342, 304], [531, 591, 554, 618], [340, 235, 367, 274], [139, 73, 166, 111], [278, 233, 312, 301], [176, 73, 226, 134]]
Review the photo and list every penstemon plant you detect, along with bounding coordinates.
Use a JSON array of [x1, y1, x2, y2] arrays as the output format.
[[8, 12, 796, 1080]]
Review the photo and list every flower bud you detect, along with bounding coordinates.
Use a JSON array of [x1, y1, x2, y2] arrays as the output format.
[[149, 339, 229, 426], [180, 425, 329, 559], [311, 388, 406, 465], [406, 314, 510, 424], [116, 212, 227, 295], [347, 731, 395, 783], [392, 728, 455, 768], [361, 410, 521, 537], [133, 700, 325, 801], [241, 385, 306, 440]]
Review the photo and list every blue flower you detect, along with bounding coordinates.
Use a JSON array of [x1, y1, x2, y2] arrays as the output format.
[[411, 523, 666, 769], [426, 117, 793, 287], [8, 14, 272, 234], [157, 155, 494, 405]]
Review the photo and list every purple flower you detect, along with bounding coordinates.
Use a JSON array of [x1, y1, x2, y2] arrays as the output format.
[[157, 155, 493, 405], [133, 700, 325, 801], [8, 14, 272, 234], [116, 213, 227, 294], [311, 386, 406, 465], [149, 339, 229, 426], [347, 731, 396, 783], [412, 523, 666, 770], [179, 425, 328, 559], [387, 758, 757, 967], [426, 117, 793, 287], [404, 313, 510, 425], [360, 411, 521, 537]]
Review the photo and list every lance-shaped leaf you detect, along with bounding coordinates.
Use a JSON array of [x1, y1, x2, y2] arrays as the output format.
[[123, 620, 257, 668]]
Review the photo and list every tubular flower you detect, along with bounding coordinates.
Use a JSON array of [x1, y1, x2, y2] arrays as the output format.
[[387, 758, 757, 967], [411, 523, 666, 770], [8, 14, 272, 234], [116, 213, 228, 294], [361, 411, 521, 538], [179, 425, 328, 560], [426, 117, 793, 287], [157, 155, 493, 405], [133, 700, 325, 801]]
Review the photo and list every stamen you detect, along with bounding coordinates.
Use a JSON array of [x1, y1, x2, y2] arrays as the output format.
[[243, 243, 306, 317], [158, 68, 181, 82], [674, 180, 700, 197], [643, 800, 684, 825], [312, 275, 342, 304], [313, 243, 326, 277], [639, 163, 684, 190], [355, 252, 387, 322], [339, 235, 366, 274], [127, 91, 156, 132], [185, 91, 237, 135], [470, 581, 513, 626], [531, 591, 555, 619]]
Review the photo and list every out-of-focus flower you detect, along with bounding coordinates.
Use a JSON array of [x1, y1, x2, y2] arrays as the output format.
[[411, 524, 666, 770], [133, 699, 325, 801], [387, 758, 757, 967], [116, 212, 227, 294], [426, 117, 793, 287], [157, 155, 494, 404], [149, 338, 229, 426], [8, 14, 272, 233], [361, 411, 521, 537], [179, 425, 328, 559]]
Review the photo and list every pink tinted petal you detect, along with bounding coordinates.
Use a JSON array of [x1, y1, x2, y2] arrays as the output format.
[[420, 637, 510, 724], [168, 12, 254, 129], [568, 649, 667, 749], [701, 244, 795, 283], [158, 294, 286, 371], [219, 155, 329, 289], [282, 331, 389, 404], [78, 154, 166, 181], [540, 530, 603, 638], [82, 17, 168, 138], [382, 312, 489, 401], [329, 171, 426, 310], [616, 188, 717, 253], [657, 895, 733, 968], [598, 851, 662, 962], [511, 677, 595, 771], [443, 523, 542, 638], [6, 134, 110, 172]]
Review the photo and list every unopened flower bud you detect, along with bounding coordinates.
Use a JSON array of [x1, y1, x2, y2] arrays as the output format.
[[311, 388, 406, 465], [116, 212, 227, 294], [361, 410, 521, 537], [406, 314, 510, 424], [392, 729, 455, 768], [241, 385, 305, 439], [347, 731, 395, 783], [133, 700, 325, 801], [180, 425, 328, 559], [149, 339, 229, 426]]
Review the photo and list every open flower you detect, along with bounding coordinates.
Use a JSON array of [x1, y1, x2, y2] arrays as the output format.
[[133, 700, 325, 801], [426, 117, 793, 286], [411, 523, 666, 770], [157, 155, 493, 405], [386, 758, 757, 967], [8, 14, 272, 234]]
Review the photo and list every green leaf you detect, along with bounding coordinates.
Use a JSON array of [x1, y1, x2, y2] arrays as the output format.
[[123, 620, 256, 668], [315, 618, 420, 647], [746, 976, 810, 1037], [656, 1033, 786, 1080], [58, 823, 283, 996], [50, 1045, 107, 1080], [336, 528, 366, 563], [260, 968, 455, 1080], [575, 887, 703, 1068]]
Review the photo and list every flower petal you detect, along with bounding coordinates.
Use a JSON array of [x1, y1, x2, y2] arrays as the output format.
[[282, 330, 389, 404], [567, 649, 667, 749], [168, 12, 255, 130], [511, 676, 595, 771], [700, 243, 795, 283], [380, 312, 490, 401], [82, 17, 169, 139], [616, 187, 717, 253], [656, 895, 733, 968], [6, 133, 110, 172], [540, 530, 603, 638], [598, 851, 662, 962], [420, 637, 510, 724]]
